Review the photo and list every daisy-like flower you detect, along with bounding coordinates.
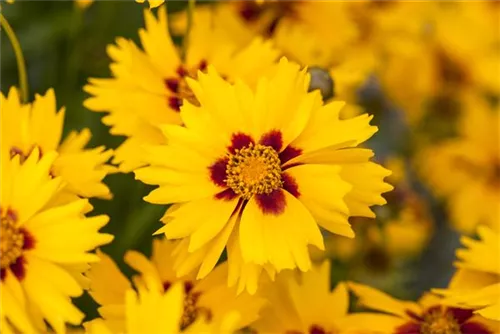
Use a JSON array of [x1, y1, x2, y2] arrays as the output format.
[[435, 226, 500, 322], [251, 261, 399, 334], [135, 58, 392, 293], [417, 94, 500, 233], [349, 282, 499, 334], [1, 87, 114, 201], [87, 238, 264, 332], [0, 149, 113, 334], [84, 6, 278, 172], [85, 275, 240, 334]]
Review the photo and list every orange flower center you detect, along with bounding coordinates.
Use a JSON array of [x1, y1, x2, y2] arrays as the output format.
[[225, 143, 283, 199], [0, 211, 24, 270], [420, 309, 461, 334]]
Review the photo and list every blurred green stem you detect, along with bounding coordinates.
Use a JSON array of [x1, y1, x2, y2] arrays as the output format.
[[181, 0, 196, 62], [1, 13, 28, 102]]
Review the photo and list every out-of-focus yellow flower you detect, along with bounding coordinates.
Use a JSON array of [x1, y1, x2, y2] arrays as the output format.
[[0, 149, 113, 334], [349, 282, 499, 333], [84, 5, 278, 172], [75, 0, 93, 10], [417, 93, 500, 233], [134, 58, 392, 294], [136, 0, 164, 9], [85, 275, 240, 334], [435, 226, 500, 322], [252, 261, 401, 334], [87, 238, 264, 333], [1, 87, 114, 203]]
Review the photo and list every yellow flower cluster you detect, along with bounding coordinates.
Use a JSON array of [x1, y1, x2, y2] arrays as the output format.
[[1, 1, 499, 333]]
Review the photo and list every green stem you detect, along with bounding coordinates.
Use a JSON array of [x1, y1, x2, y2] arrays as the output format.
[[0, 13, 28, 102], [181, 0, 196, 62]]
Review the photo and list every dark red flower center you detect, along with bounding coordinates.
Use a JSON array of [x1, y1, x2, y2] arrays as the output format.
[[162, 280, 211, 330], [396, 306, 492, 334], [164, 60, 208, 112], [209, 131, 302, 215], [0, 208, 35, 281]]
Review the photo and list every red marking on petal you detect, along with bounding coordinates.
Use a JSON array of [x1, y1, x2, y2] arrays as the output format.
[[406, 310, 423, 322], [228, 133, 254, 154], [282, 172, 300, 198], [184, 281, 194, 294], [395, 321, 421, 334], [424, 305, 442, 315], [447, 307, 474, 324], [460, 321, 492, 334], [177, 66, 188, 77], [255, 189, 286, 215], [10, 256, 26, 281], [209, 158, 229, 187], [0, 269, 5, 281], [165, 78, 179, 93], [21, 229, 35, 250], [215, 188, 238, 201], [259, 130, 283, 152], [168, 97, 182, 111], [279, 146, 302, 165], [198, 60, 208, 72], [163, 281, 172, 292], [309, 325, 327, 334], [239, 2, 262, 22]]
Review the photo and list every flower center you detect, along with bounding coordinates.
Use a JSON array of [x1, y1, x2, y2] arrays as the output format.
[[165, 60, 207, 111], [0, 210, 24, 270], [420, 309, 461, 334], [225, 143, 283, 200]]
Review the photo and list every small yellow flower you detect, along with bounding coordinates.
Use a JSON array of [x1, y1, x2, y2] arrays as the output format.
[[85, 277, 240, 334], [349, 282, 499, 334], [85, 5, 278, 172], [0, 149, 113, 334], [74, 0, 93, 10], [1, 87, 114, 202], [87, 238, 264, 332], [435, 226, 500, 322], [135, 58, 392, 294]]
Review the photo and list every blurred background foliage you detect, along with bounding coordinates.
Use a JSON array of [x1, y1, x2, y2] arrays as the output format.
[[1, 0, 463, 320]]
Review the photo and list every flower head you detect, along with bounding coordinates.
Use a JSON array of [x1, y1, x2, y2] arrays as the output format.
[[0, 149, 113, 334], [135, 58, 392, 293], [434, 226, 500, 322], [1, 87, 114, 201], [348, 282, 498, 334], [87, 238, 264, 332], [84, 6, 278, 172]]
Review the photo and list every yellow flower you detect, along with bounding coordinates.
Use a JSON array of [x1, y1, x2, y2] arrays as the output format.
[[87, 238, 264, 332], [136, 0, 164, 9], [85, 276, 240, 334], [252, 261, 397, 334], [417, 93, 500, 233], [1, 87, 114, 201], [435, 226, 500, 322], [84, 6, 278, 172], [349, 282, 499, 334], [135, 58, 392, 293], [0, 149, 113, 334]]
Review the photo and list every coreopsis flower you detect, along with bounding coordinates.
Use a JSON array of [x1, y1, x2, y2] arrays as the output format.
[[87, 238, 264, 332], [251, 261, 399, 334], [435, 226, 500, 322], [85, 276, 240, 334], [84, 6, 278, 172], [349, 282, 499, 334], [1, 87, 114, 202], [135, 58, 392, 293], [0, 149, 113, 334], [417, 94, 500, 233], [136, 0, 164, 9]]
